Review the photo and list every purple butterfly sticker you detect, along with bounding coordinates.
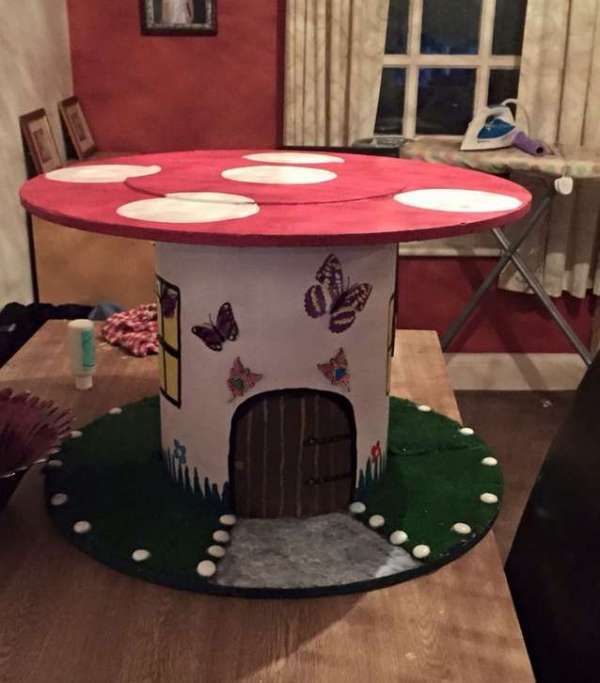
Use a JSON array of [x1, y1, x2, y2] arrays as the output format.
[[159, 284, 178, 319], [304, 254, 372, 333], [191, 302, 239, 352]]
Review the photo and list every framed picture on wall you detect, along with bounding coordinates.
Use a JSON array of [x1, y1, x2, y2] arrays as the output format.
[[19, 109, 62, 176], [58, 97, 96, 160], [140, 0, 217, 36]]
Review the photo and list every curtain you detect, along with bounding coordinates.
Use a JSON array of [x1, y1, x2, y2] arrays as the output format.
[[284, 0, 390, 146], [500, 0, 600, 297]]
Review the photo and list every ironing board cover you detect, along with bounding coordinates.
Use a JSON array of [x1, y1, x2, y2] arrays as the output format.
[[401, 139, 600, 179]]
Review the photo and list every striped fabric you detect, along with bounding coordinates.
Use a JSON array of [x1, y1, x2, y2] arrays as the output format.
[[101, 304, 159, 357]]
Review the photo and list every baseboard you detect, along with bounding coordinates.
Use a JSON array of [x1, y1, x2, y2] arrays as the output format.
[[445, 353, 587, 391]]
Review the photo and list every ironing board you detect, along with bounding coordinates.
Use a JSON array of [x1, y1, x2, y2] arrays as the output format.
[[400, 139, 600, 365]]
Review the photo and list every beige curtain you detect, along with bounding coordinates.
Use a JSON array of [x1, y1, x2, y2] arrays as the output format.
[[284, 0, 390, 146], [500, 0, 600, 297]]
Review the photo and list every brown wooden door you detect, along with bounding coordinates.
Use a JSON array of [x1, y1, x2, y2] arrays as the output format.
[[230, 389, 356, 518]]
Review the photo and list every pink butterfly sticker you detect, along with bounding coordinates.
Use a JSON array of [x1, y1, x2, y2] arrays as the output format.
[[317, 348, 351, 392], [227, 357, 263, 401]]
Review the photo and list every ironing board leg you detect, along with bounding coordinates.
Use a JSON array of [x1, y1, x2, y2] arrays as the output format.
[[492, 229, 593, 366], [440, 195, 552, 351]]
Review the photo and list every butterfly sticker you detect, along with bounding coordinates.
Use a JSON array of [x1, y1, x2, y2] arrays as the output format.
[[227, 357, 263, 401], [158, 282, 178, 319], [304, 254, 372, 333], [191, 302, 239, 352], [317, 348, 351, 391]]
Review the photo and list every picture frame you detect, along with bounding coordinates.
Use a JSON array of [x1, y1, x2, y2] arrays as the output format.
[[139, 0, 217, 36], [58, 96, 96, 160], [19, 109, 62, 176]]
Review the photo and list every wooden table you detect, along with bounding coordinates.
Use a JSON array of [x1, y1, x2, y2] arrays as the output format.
[[0, 322, 534, 683]]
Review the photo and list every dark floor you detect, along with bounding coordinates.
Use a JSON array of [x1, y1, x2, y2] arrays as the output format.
[[455, 390, 574, 564]]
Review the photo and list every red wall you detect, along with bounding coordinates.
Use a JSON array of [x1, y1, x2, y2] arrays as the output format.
[[397, 257, 594, 353], [67, 0, 284, 153]]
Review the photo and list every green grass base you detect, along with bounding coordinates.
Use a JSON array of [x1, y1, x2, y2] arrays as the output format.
[[45, 395, 501, 597]]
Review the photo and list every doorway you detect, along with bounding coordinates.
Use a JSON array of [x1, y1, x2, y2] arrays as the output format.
[[229, 389, 357, 518]]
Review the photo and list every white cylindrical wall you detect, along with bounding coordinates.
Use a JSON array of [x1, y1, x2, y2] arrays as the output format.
[[156, 242, 397, 502]]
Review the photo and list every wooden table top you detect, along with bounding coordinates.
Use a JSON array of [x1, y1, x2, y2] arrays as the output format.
[[0, 322, 534, 683]]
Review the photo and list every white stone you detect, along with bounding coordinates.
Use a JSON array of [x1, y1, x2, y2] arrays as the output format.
[[207, 545, 226, 559], [50, 493, 68, 507], [349, 501, 366, 514], [481, 456, 498, 466], [480, 493, 499, 504], [452, 523, 472, 535], [417, 404, 431, 412], [71, 430, 83, 439], [243, 152, 345, 165], [212, 530, 231, 544], [196, 560, 217, 578], [412, 544, 431, 559], [221, 165, 337, 185], [459, 427, 475, 436], [394, 189, 522, 213], [389, 530, 408, 545], [368, 514, 385, 529], [219, 514, 237, 526], [73, 520, 92, 534], [108, 407, 123, 415], [46, 164, 161, 184], [46, 459, 63, 469], [132, 549, 151, 562], [117, 193, 259, 224]]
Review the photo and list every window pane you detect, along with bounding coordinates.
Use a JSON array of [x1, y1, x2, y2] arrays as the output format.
[[488, 69, 520, 105], [385, 0, 409, 54], [421, 0, 482, 55], [493, 0, 527, 55], [417, 68, 476, 135], [375, 68, 405, 134]]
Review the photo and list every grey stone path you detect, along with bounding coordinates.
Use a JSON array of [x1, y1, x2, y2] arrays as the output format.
[[214, 513, 420, 589]]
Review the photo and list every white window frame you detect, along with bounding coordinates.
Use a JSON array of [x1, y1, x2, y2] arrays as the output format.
[[382, 0, 522, 139]]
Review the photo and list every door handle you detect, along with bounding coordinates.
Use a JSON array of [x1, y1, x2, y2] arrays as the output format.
[[305, 472, 353, 486], [304, 433, 352, 447]]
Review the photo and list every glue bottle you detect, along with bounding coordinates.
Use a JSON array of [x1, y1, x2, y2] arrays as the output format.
[[67, 319, 96, 390]]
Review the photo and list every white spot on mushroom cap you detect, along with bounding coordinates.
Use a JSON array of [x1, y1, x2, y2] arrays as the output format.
[[73, 520, 92, 534], [349, 501, 366, 514], [390, 530, 408, 545], [108, 407, 123, 415], [243, 152, 345, 165], [221, 165, 337, 185], [116, 193, 259, 224], [452, 522, 472, 535], [212, 530, 230, 544], [412, 544, 431, 559], [46, 164, 161, 184], [196, 560, 217, 578], [207, 545, 226, 559], [480, 492, 499, 504], [394, 189, 522, 213], [50, 493, 68, 506], [368, 514, 385, 529], [71, 430, 82, 439], [132, 549, 151, 562], [481, 456, 498, 466]]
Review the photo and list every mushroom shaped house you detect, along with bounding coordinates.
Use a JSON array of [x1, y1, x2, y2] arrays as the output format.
[[21, 149, 530, 595]]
